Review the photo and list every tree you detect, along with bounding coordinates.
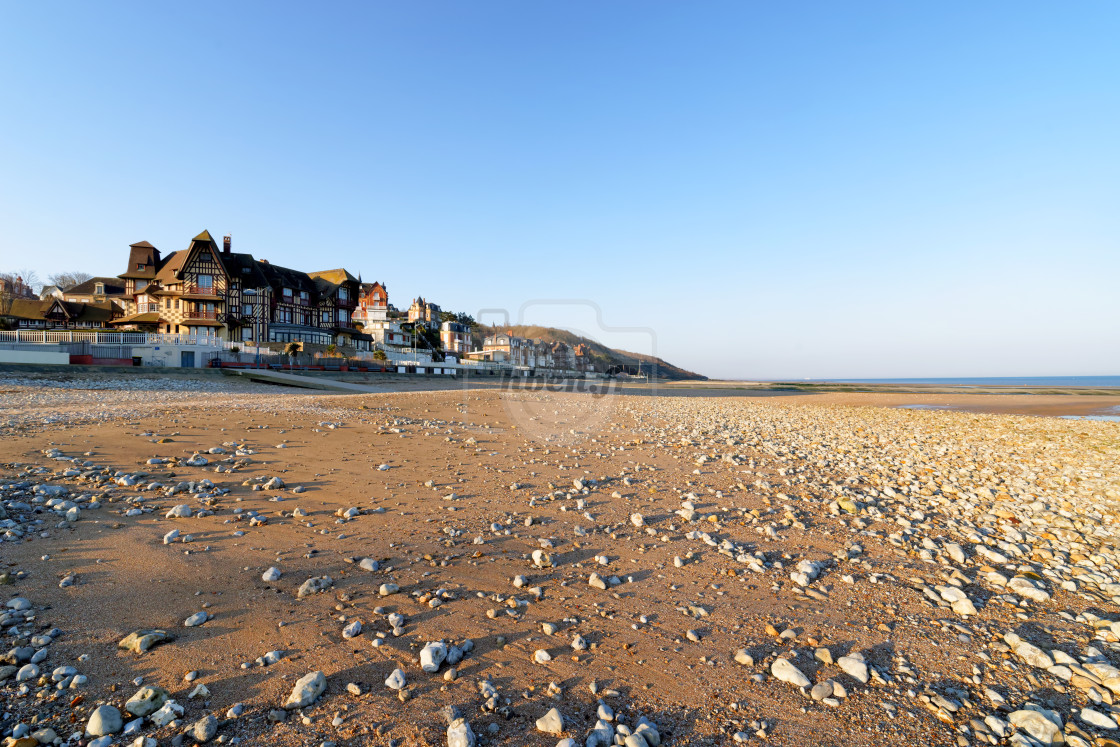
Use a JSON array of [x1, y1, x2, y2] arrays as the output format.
[[284, 341, 301, 368], [372, 349, 388, 361], [0, 270, 40, 317], [325, 343, 338, 357], [48, 271, 93, 291], [439, 310, 478, 328], [0, 270, 40, 296]]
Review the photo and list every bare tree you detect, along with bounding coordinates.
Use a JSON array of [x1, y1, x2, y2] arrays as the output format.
[[1, 270, 41, 294], [0, 270, 40, 319], [48, 271, 93, 290]]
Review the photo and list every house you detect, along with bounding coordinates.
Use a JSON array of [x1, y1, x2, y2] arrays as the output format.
[[440, 321, 471, 355], [307, 269, 370, 350], [62, 277, 127, 306], [1, 298, 115, 330], [355, 282, 389, 322], [111, 241, 166, 331], [39, 285, 63, 300], [106, 231, 369, 348], [407, 297, 442, 329], [354, 281, 411, 349], [551, 341, 572, 369], [1, 299, 49, 329], [483, 331, 532, 366], [573, 343, 594, 371], [0, 276, 38, 301]]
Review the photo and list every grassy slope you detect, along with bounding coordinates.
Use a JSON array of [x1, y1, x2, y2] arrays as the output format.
[[476, 324, 707, 381]]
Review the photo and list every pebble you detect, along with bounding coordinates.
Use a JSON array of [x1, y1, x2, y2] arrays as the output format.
[[771, 657, 811, 688], [536, 707, 564, 735], [86, 705, 123, 737], [285, 671, 327, 709]]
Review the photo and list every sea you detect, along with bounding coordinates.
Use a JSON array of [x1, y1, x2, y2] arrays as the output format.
[[814, 376, 1120, 388], [815, 376, 1120, 422]]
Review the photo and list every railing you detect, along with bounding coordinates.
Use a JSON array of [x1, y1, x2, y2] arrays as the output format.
[[0, 330, 232, 348], [186, 311, 219, 320], [184, 284, 221, 295]]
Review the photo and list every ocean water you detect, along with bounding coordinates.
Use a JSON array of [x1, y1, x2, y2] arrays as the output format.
[[817, 376, 1120, 387]]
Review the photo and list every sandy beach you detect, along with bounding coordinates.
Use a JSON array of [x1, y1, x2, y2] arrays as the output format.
[[1, 371, 1119, 747]]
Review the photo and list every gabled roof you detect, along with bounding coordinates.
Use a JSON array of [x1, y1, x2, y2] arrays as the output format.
[[153, 249, 188, 284], [64, 277, 126, 296], [129, 240, 156, 249], [193, 229, 215, 242], [45, 299, 117, 323]]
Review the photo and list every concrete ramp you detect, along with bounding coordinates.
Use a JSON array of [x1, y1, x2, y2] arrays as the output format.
[[223, 368, 387, 393]]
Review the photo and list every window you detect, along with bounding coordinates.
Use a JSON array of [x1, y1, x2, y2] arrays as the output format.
[[137, 263, 145, 270], [164, 299, 169, 309], [243, 304, 252, 315], [322, 311, 330, 323], [338, 288, 348, 302], [176, 299, 181, 310], [95, 283, 105, 295], [197, 274, 213, 289]]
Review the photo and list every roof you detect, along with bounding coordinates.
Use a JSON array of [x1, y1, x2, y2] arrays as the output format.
[[312, 276, 340, 297], [120, 241, 162, 279], [308, 269, 359, 286], [193, 229, 215, 242], [153, 250, 188, 284], [2, 299, 48, 320], [258, 261, 318, 295], [221, 252, 271, 290], [64, 277, 126, 296], [34, 299, 118, 324], [109, 312, 163, 325]]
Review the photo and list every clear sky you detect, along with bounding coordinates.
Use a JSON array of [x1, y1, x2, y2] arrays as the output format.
[[2, 2, 1117, 379]]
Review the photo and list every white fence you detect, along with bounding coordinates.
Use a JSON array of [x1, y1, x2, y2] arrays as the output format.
[[0, 330, 230, 348]]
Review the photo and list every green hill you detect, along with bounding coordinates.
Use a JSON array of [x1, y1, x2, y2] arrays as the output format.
[[475, 324, 707, 381]]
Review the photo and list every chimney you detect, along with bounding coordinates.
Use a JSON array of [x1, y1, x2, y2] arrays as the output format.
[[223, 235, 231, 254], [259, 259, 268, 264]]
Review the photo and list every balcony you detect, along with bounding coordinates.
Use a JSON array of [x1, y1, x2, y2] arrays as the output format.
[[184, 284, 222, 298], [186, 311, 219, 321]]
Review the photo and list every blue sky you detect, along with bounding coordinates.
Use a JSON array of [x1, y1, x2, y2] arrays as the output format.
[[2, 2, 1117, 379]]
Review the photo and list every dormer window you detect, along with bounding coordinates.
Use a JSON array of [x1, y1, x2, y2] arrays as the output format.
[[136, 263, 144, 270], [95, 283, 105, 295]]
